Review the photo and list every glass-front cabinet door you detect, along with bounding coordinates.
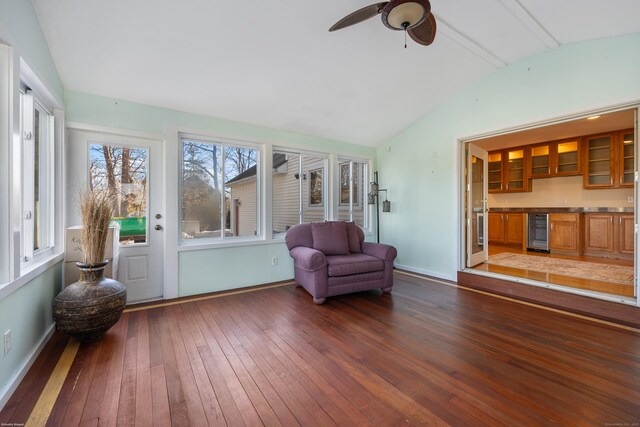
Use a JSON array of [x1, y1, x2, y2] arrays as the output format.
[[488, 152, 503, 193], [619, 129, 635, 187], [506, 148, 526, 191], [530, 144, 550, 178], [584, 133, 614, 188], [555, 140, 580, 175]]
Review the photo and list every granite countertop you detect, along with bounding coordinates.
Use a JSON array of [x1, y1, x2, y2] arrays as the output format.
[[489, 207, 634, 213]]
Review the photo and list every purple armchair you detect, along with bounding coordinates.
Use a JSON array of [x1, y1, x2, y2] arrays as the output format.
[[285, 221, 397, 304]]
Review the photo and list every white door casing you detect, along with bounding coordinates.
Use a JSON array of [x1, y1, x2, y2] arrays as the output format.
[[67, 128, 164, 303]]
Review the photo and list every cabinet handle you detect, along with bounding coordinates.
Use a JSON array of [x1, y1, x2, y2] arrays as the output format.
[[610, 216, 613, 225], [619, 216, 622, 225]]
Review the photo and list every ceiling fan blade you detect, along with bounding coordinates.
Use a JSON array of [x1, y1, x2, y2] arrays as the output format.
[[329, 2, 388, 32], [408, 13, 437, 45]]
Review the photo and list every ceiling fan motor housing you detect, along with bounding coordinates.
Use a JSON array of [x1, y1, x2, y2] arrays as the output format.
[[382, 0, 431, 30]]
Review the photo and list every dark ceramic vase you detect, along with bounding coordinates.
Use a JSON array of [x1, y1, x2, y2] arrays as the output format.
[[53, 261, 127, 342]]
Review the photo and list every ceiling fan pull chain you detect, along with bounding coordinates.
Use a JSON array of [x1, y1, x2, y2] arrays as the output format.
[[404, 28, 407, 48]]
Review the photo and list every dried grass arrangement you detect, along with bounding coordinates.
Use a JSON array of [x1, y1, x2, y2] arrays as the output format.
[[79, 189, 116, 265]]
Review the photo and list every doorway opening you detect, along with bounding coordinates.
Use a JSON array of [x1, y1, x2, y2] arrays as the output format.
[[462, 106, 638, 305]]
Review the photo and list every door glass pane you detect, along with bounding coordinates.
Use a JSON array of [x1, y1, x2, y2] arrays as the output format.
[[90, 144, 148, 245], [471, 155, 484, 256]]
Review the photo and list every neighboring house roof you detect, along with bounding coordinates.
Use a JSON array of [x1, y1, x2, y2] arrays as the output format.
[[226, 153, 287, 185]]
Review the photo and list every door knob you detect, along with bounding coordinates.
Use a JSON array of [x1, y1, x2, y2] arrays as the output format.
[[155, 224, 163, 231]]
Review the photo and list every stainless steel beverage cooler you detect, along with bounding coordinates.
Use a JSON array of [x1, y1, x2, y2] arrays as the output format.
[[526, 213, 549, 252]]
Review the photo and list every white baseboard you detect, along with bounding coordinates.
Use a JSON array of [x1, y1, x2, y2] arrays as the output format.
[[0, 324, 56, 411], [394, 264, 456, 282]]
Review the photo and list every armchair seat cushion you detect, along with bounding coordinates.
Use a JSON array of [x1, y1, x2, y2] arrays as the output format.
[[326, 254, 384, 277]]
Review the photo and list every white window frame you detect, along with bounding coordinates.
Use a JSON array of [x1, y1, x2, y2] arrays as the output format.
[[337, 157, 369, 228], [179, 133, 262, 244], [0, 48, 65, 299], [21, 91, 54, 265], [272, 148, 329, 238]]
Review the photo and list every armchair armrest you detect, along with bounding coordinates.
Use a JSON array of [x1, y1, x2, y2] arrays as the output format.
[[289, 246, 327, 271], [361, 242, 397, 261]]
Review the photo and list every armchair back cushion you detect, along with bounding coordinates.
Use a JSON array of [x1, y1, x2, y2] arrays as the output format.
[[311, 221, 349, 255]]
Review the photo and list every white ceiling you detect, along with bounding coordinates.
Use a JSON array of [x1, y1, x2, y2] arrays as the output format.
[[32, 0, 640, 147]]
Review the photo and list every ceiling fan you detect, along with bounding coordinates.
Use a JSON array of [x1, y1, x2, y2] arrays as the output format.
[[329, 0, 436, 47]]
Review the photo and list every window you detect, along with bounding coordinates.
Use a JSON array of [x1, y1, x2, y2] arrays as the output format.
[[337, 159, 368, 227], [89, 144, 149, 245], [309, 168, 323, 207], [272, 150, 327, 236], [21, 91, 54, 262], [181, 136, 259, 240]]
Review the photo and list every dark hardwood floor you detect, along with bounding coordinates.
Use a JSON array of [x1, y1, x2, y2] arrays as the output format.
[[2, 273, 639, 426]]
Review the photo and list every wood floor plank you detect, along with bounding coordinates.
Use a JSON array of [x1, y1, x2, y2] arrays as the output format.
[[97, 314, 129, 427], [134, 310, 153, 427], [218, 297, 339, 426], [195, 301, 284, 427], [7, 275, 639, 427], [166, 304, 222, 426], [1, 332, 68, 424]]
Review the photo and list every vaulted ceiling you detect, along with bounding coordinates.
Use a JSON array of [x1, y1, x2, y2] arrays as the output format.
[[32, 0, 640, 146]]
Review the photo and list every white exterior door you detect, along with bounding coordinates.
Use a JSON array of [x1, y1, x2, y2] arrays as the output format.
[[467, 143, 488, 267], [68, 129, 164, 303]]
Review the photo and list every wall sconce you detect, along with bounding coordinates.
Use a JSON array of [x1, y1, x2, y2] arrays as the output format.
[[294, 173, 307, 180]]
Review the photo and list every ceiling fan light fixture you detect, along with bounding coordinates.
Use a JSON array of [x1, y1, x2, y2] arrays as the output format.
[[382, 0, 430, 30]]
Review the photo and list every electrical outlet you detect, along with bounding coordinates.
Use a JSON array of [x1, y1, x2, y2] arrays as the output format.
[[271, 257, 278, 266], [628, 196, 634, 203], [4, 330, 11, 356]]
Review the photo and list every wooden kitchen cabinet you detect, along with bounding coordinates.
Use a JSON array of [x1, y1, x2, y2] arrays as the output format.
[[505, 213, 524, 245], [584, 213, 634, 259], [488, 148, 530, 193], [618, 214, 635, 254], [529, 139, 580, 179], [488, 212, 524, 247], [584, 129, 635, 189], [618, 129, 635, 188], [549, 213, 581, 254], [488, 152, 503, 192], [488, 213, 505, 243], [584, 214, 614, 253]]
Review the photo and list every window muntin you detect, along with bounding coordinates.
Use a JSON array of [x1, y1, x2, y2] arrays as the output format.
[[337, 159, 368, 228], [272, 151, 327, 237], [89, 143, 149, 245], [181, 136, 259, 240]]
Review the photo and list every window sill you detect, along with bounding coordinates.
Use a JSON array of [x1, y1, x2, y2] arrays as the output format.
[[178, 237, 285, 252], [0, 252, 65, 301]]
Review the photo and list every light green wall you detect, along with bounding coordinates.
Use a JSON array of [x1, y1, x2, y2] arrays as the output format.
[[179, 244, 294, 297], [65, 91, 374, 158], [377, 33, 640, 280], [0, 0, 64, 101], [65, 91, 376, 297], [0, 263, 62, 400]]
